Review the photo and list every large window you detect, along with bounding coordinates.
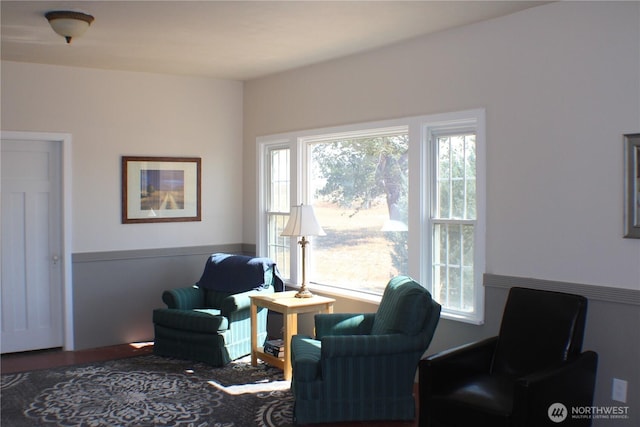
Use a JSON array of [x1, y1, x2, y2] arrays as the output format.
[[307, 130, 409, 295], [258, 110, 485, 323]]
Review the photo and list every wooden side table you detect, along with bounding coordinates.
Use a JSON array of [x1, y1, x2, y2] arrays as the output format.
[[250, 291, 335, 380]]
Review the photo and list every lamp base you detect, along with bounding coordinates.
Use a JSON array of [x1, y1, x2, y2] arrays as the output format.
[[295, 288, 314, 298]]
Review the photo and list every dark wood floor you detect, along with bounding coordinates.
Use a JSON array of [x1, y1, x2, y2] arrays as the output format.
[[1, 343, 418, 427], [0, 342, 155, 374]]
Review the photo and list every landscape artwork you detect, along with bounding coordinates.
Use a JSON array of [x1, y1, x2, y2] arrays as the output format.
[[635, 145, 640, 226], [624, 134, 640, 238], [140, 169, 185, 211], [122, 156, 201, 224]]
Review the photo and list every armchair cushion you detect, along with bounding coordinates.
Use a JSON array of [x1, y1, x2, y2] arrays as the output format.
[[492, 287, 587, 377], [321, 333, 426, 357], [197, 253, 284, 293], [162, 286, 205, 309], [315, 313, 375, 338], [291, 335, 322, 382], [372, 275, 432, 336], [421, 337, 498, 392], [513, 351, 598, 426], [219, 289, 262, 315], [436, 373, 515, 417], [153, 308, 228, 333]]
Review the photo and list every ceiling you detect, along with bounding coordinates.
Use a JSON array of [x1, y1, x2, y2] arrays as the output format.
[[1, 1, 547, 81]]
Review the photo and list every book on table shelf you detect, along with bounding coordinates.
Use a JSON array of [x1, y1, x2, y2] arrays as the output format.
[[264, 339, 285, 358]]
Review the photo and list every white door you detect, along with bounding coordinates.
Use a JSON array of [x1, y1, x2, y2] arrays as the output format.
[[1, 138, 64, 353]]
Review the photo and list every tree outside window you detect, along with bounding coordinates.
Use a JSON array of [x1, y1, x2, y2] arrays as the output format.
[[308, 133, 409, 294]]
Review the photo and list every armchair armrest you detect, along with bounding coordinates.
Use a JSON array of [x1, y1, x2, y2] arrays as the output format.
[[420, 336, 498, 396], [321, 333, 421, 357], [512, 351, 598, 427], [315, 313, 375, 338], [220, 286, 275, 316], [162, 286, 205, 309]]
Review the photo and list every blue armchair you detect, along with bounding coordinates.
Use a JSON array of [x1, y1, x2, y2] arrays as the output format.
[[290, 276, 441, 424], [153, 253, 283, 366]]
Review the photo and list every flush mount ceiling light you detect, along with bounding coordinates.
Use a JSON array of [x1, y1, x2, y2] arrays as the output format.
[[45, 10, 94, 44]]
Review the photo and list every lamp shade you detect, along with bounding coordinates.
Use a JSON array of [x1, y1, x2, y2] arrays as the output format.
[[45, 11, 94, 44], [281, 205, 326, 237]]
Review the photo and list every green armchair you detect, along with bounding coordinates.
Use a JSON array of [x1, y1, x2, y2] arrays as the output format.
[[290, 276, 441, 424], [153, 253, 283, 366]]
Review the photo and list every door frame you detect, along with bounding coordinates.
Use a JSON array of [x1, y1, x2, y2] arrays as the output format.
[[1, 131, 74, 351]]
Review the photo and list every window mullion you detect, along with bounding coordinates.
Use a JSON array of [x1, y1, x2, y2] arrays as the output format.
[[459, 223, 463, 309], [448, 137, 453, 219], [463, 138, 468, 220], [444, 223, 450, 308]]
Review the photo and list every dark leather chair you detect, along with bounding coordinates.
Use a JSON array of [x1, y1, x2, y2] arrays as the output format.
[[419, 287, 598, 427]]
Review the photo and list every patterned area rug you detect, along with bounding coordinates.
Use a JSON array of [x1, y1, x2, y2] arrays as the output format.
[[1, 354, 293, 427]]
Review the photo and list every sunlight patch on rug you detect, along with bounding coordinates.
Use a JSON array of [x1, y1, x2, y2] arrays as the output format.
[[208, 378, 291, 395]]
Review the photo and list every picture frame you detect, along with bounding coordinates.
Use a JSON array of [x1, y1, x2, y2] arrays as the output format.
[[624, 134, 640, 238], [122, 156, 201, 224]]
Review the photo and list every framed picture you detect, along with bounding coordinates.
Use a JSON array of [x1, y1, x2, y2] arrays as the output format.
[[624, 134, 640, 238], [122, 156, 201, 224]]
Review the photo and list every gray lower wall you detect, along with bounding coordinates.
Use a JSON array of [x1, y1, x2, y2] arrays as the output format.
[[71, 244, 253, 350], [72, 248, 638, 426]]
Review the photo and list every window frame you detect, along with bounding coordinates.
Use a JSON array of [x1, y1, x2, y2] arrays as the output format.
[[257, 109, 485, 324], [420, 111, 486, 325], [264, 144, 292, 277], [257, 138, 295, 281]]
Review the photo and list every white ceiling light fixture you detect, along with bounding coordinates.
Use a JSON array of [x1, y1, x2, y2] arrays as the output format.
[[45, 11, 94, 44]]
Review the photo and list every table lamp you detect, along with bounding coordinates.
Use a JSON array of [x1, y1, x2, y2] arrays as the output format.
[[281, 204, 326, 298]]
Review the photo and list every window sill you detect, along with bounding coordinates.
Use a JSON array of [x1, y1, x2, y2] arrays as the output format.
[[283, 283, 484, 325], [439, 310, 484, 325], [285, 282, 382, 305]]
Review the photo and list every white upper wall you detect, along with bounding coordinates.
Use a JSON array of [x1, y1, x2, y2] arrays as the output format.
[[2, 62, 244, 252], [243, 1, 640, 290]]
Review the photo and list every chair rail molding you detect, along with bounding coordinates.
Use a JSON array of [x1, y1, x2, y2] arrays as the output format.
[[484, 274, 640, 306]]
